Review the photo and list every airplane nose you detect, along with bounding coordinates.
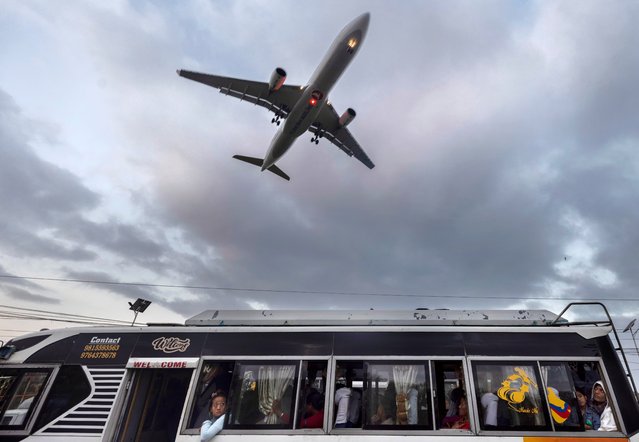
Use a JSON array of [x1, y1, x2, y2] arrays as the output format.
[[358, 12, 370, 30]]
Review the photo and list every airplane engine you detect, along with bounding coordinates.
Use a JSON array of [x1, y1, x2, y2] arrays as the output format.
[[269, 67, 287, 92], [338, 108, 356, 127]]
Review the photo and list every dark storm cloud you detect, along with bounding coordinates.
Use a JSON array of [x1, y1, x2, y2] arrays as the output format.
[[63, 269, 253, 317], [138, 1, 639, 314], [0, 90, 100, 224], [0, 264, 58, 305], [64, 270, 161, 303], [2, 1, 638, 322], [0, 90, 100, 263], [4, 286, 60, 305], [0, 264, 42, 290], [0, 86, 228, 314]]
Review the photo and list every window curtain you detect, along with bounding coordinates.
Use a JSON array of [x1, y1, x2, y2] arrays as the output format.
[[257, 365, 295, 424], [393, 365, 418, 425]]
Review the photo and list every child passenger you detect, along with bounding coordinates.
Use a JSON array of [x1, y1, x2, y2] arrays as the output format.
[[200, 390, 227, 441]]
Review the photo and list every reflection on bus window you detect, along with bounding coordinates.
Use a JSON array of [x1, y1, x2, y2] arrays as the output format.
[[540, 362, 581, 430], [472, 362, 550, 431], [334, 361, 363, 428], [35, 366, 91, 431], [364, 362, 431, 429], [189, 361, 234, 428], [296, 361, 327, 429], [227, 362, 298, 428], [433, 360, 465, 429], [0, 369, 50, 428]]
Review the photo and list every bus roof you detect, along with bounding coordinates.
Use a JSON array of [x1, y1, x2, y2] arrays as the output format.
[[184, 309, 564, 327]]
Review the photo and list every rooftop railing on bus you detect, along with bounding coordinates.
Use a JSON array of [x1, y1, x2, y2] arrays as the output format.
[[551, 301, 638, 401]]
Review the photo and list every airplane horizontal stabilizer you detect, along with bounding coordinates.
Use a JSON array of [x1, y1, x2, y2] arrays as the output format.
[[232, 155, 290, 181]]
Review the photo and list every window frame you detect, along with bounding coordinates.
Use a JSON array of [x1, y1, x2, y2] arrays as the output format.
[[226, 359, 300, 430], [467, 356, 625, 436], [0, 364, 59, 437], [328, 356, 471, 435], [362, 360, 433, 430], [180, 356, 330, 436]]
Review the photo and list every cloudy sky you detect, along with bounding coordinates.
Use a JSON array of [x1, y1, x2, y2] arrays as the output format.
[[1, 0, 639, 375]]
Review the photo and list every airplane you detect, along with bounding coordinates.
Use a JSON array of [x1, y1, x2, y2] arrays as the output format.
[[177, 13, 374, 181]]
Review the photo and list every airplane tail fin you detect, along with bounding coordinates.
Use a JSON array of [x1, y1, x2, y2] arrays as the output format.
[[232, 155, 290, 181]]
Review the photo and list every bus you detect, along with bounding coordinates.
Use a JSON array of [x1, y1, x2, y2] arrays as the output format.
[[1, 302, 638, 441]]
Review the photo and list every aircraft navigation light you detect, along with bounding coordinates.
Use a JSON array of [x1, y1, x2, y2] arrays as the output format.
[[348, 38, 358, 49], [309, 98, 317, 106]]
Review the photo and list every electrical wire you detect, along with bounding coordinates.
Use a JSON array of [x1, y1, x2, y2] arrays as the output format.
[[0, 304, 132, 325], [2, 273, 639, 301]]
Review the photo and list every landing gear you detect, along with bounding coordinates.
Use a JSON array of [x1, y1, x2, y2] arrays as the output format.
[[311, 128, 324, 145], [271, 105, 288, 126]]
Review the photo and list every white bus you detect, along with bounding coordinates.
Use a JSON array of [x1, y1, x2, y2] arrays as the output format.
[[1, 302, 638, 441]]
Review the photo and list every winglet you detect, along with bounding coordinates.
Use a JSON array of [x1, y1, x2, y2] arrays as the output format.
[[233, 155, 290, 181]]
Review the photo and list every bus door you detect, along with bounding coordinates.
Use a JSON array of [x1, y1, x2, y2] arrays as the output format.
[[115, 358, 198, 442]]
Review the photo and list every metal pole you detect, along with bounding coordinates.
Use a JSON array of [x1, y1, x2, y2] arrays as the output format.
[[131, 311, 139, 327], [631, 326, 639, 356]]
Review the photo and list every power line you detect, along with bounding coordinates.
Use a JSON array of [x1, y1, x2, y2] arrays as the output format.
[[0, 329, 36, 333], [0, 304, 132, 325], [2, 273, 639, 302], [0, 312, 127, 326]]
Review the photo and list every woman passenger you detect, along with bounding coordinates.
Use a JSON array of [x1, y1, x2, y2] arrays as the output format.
[[300, 391, 325, 428], [200, 390, 227, 441], [443, 395, 470, 429], [576, 386, 600, 430]]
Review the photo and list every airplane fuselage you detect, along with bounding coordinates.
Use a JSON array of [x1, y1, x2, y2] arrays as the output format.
[[261, 13, 370, 171]]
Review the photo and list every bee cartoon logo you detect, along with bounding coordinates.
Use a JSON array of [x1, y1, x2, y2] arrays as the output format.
[[497, 367, 539, 414]]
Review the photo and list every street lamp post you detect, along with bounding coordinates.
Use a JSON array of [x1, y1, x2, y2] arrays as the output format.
[[129, 298, 152, 326]]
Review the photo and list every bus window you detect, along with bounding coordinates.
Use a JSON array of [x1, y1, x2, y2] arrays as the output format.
[[472, 362, 550, 431], [227, 361, 298, 429], [433, 360, 466, 429], [188, 361, 234, 429], [295, 360, 327, 429], [565, 361, 617, 431], [540, 362, 582, 430], [0, 368, 52, 430], [363, 362, 431, 429], [115, 368, 192, 442], [34, 365, 91, 431], [333, 361, 364, 428]]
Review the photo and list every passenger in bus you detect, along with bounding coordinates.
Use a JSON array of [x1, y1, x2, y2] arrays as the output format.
[[443, 387, 464, 421], [480, 392, 498, 427], [370, 382, 397, 425], [570, 362, 600, 397], [192, 364, 232, 427], [299, 391, 325, 428], [334, 370, 359, 427], [442, 395, 470, 429], [575, 386, 600, 430], [591, 381, 617, 431], [200, 390, 227, 441]]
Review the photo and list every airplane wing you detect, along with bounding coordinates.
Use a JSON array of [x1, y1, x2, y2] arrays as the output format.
[[177, 69, 303, 118], [309, 103, 375, 169]]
